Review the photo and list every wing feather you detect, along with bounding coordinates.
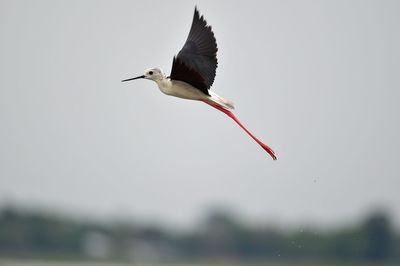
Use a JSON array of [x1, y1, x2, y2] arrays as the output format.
[[170, 7, 218, 95]]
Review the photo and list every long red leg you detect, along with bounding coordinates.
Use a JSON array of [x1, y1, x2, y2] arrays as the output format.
[[204, 101, 277, 160]]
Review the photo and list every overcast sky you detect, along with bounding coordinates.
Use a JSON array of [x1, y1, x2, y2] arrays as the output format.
[[1, 0, 399, 229]]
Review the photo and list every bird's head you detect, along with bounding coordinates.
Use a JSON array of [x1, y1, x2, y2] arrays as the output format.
[[122, 67, 165, 83]]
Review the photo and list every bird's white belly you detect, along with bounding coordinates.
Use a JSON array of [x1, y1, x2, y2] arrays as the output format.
[[157, 79, 207, 101]]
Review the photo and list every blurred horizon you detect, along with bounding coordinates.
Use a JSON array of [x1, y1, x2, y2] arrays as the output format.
[[0, 199, 399, 233], [1, 204, 399, 263], [0, 201, 399, 232]]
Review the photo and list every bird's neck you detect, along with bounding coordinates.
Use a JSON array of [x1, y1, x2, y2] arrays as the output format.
[[155, 77, 173, 95]]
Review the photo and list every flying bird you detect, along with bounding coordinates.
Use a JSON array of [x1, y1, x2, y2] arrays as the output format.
[[122, 7, 277, 160]]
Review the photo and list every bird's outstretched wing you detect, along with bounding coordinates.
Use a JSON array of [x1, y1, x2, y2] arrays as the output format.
[[170, 7, 218, 96]]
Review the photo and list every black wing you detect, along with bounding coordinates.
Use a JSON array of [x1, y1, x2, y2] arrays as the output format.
[[170, 7, 218, 96]]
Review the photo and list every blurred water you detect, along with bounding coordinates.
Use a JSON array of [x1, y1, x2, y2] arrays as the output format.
[[0, 260, 398, 266]]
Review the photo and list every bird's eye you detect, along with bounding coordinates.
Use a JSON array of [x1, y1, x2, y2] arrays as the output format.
[[149, 71, 153, 75]]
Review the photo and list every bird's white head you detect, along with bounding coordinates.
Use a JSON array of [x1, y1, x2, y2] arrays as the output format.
[[122, 67, 166, 83]]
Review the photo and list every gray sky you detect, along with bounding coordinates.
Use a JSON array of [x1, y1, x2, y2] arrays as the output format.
[[1, 0, 399, 229]]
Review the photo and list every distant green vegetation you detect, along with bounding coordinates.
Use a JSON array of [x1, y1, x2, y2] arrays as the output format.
[[0, 206, 399, 264]]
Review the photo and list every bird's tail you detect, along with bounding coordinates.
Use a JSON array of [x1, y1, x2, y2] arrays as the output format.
[[207, 91, 235, 110]]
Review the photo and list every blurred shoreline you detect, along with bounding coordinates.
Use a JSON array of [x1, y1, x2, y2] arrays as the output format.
[[0, 205, 399, 263]]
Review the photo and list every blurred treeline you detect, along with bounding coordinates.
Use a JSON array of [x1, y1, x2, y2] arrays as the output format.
[[0, 206, 399, 263]]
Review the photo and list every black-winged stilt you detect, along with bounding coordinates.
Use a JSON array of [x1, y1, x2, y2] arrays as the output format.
[[122, 7, 277, 160]]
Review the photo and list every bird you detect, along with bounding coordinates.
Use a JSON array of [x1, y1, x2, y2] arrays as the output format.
[[122, 7, 277, 160]]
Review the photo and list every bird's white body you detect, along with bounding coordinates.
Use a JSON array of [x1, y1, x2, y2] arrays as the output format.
[[157, 78, 206, 100], [148, 68, 234, 110]]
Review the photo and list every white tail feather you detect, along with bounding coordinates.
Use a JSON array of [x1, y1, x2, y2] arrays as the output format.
[[208, 91, 235, 110]]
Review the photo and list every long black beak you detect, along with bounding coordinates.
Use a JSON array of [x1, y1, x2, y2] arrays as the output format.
[[121, 75, 145, 82]]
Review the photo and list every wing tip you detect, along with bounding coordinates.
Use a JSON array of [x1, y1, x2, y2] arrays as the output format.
[[193, 6, 207, 25], [194, 6, 200, 20]]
